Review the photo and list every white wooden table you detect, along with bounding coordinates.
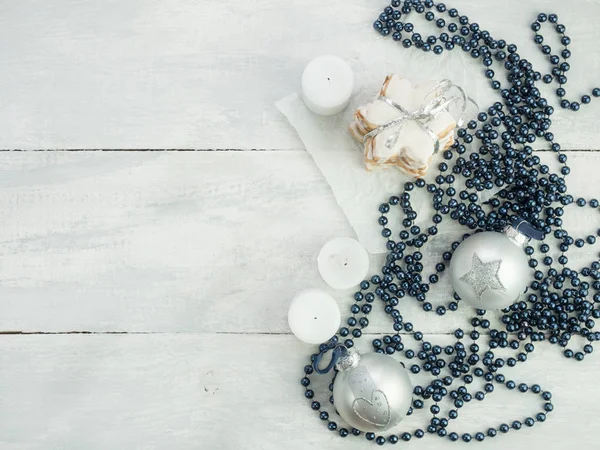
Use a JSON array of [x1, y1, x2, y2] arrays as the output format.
[[1, 1, 600, 449]]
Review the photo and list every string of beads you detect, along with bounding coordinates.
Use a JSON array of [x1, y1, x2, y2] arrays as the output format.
[[302, 0, 599, 445]]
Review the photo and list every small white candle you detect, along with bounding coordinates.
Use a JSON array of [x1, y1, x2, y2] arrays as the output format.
[[288, 289, 341, 345], [318, 237, 369, 290], [301, 55, 354, 116]]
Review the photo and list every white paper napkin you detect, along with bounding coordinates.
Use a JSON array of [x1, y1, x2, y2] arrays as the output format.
[[276, 39, 501, 254]]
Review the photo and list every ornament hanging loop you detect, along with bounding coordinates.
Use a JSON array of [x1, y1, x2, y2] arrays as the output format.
[[313, 345, 346, 374]]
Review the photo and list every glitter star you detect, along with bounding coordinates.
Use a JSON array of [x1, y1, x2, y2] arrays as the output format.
[[460, 253, 506, 301]]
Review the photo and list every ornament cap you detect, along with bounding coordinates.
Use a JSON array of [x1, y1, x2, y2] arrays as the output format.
[[510, 217, 544, 240], [335, 348, 360, 371], [503, 217, 544, 246], [502, 224, 530, 247]]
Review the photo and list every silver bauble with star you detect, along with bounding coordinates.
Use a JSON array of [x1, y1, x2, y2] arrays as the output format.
[[449, 226, 531, 310], [332, 350, 412, 433]]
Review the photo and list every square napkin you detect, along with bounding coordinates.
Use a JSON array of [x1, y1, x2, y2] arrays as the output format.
[[276, 39, 499, 254]]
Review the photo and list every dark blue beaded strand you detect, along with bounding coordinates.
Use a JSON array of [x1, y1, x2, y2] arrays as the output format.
[[304, 0, 598, 444]]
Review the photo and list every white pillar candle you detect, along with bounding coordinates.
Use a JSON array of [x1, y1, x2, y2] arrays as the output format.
[[301, 55, 354, 116], [288, 289, 341, 345], [318, 237, 370, 290]]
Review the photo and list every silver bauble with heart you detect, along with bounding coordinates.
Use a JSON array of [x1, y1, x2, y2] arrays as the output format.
[[449, 225, 531, 310], [332, 350, 412, 432]]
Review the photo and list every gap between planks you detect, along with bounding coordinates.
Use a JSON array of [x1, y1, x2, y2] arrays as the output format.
[[0, 330, 500, 336], [0, 148, 302, 152], [0, 148, 599, 152]]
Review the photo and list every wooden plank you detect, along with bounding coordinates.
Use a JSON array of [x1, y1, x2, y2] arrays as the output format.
[[0, 151, 597, 333], [0, 0, 600, 150], [0, 333, 597, 449]]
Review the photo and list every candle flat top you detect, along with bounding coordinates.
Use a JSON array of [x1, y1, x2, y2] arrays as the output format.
[[302, 55, 354, 106]]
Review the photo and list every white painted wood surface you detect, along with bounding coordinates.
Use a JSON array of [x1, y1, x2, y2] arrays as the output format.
[[0, 151, 598, 334], [0, 334, 598, 450], [1, 0, 600, 150], [1, 0, 600, 449]]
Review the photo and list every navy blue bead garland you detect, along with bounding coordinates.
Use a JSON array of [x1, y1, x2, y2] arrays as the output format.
[[302, 0, 600, 445]]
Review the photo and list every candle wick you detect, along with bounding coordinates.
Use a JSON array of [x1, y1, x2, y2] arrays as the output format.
[[331, 254, 349, 268], [327, 77, 331, 81]]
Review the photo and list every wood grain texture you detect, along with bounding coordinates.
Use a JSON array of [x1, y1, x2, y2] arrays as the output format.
[[1, 0, 600, 150], [0, 334, 598, 450], [2, 1, 600, 448], [0, 151, 598, 334]]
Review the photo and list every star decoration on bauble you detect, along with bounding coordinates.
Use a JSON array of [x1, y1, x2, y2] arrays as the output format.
[[460, 253, 506, 301]]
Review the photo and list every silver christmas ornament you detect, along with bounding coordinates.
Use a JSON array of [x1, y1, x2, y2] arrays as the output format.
[[332, 350, 412, 432], [449, 225, 531, 310]]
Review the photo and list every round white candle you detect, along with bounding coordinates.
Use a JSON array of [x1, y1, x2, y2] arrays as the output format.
[[318, 237, 369, 290], [288, 289, 341, 344], [301, 55, 354, 116]]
